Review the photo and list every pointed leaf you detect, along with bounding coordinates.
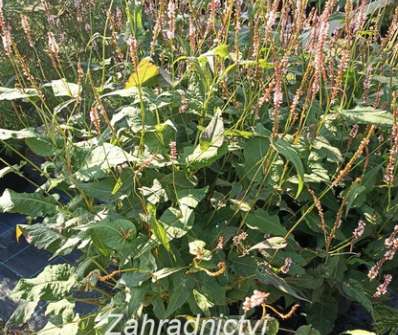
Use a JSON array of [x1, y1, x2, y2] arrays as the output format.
[[75, 143, 134, 181], [257, 270, 311, 303], [11, 264, 76, 302], [7, 301, 38, 326], [342, 279, 374, 316], [0, 128, 37, 140], [164, 277, 193, 317], [339, 106, 393, 126], [246, 210, 287, 235], [0, 189, 58, 217], [0, 87, 39, 100], [44, 79, 81, 98], [249, 237, 287, 251], [272, 139, 305, 198]]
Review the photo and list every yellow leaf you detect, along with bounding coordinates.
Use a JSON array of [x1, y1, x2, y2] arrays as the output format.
[[125, 58, 159, 88], [112, 177, 123, 195], [15, 225, 23, 243]]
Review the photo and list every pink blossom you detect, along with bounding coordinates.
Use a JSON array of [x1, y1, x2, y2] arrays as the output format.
[[373, 274, 392, 298], [242, 290, 270, 312], [352, 220, 366, 240]]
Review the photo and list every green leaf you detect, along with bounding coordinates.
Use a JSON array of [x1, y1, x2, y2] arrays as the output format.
[[164, 276, 193, 317], [265, 318, 280, 335], [112, 177, 123, 195], [152, 267, 186, 282], [229, 253, 257, 275], [160, 187, 208, 238], [312, 136, 343, 163], [44, 79, 81, 98], [45, 299, 75, 323], [0, 189, 58, 217], [75, 178, 120, 200], [120, 271, 151, 288], [344, 181, 367, 214], [177, 187, 208, 210], [11, 264, 76, 302], [89, 218, 137, 253], [38, 320, 79, 335], [213, 44, 229, 59], [256, 270, 311, 303], [246, 209, 287, 235], [75, 143, 134, 181], [242, 137, 269, 182], [125, 58, 159, 88], [374, 304, 398, 335], [148, 205, 173, 255], [160, 207, 194, 238], [272, 139, 305, 198], [0, 128, 37, 140], [224, 129, 255, 139], [186, 110, 226, 170], [127, 285, 149, 315], [7, 301, 38, 326], [249, 237, 287, 251], [0, 87, 39, 100], [366, 0, 395, 15], [111, 106, 156, 132], [296, 325, 321, 335], [201, 109, 224, 147], [339, 106, 393, 126], [199, 276, 226, 306], [0, 162, 26, 179], [139, 179, 168, 205], [189, 240, 212, 260], [25, 137, 56, 157], [229, 198, 251, 212], [199, 45, 229, 72], [372, 74, 398, 86], [193, 289, 214, 315], [342, 279, 374, 316], [20, 222, 64, 251], [307, 300, 338, 335]]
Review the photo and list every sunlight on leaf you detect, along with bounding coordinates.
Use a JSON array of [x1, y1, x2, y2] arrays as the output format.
[[125, 58, 160, 88]]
